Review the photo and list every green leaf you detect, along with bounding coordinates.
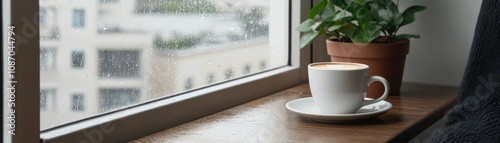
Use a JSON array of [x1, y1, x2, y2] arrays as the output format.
[[383, 13, 404, 35], [295, 19, 316, 32], [354, 0, 365, 4], [345, 2, 361, 14], [309, 0, 328, 19], [338, 23, 357, 37], [355, 5, 372, 24], [368, 2, 380, 9], [386, 0, 399, 13], [370, 1, 398, 21], [341, 16, 353, 22], [333, 10, 348, 21], [379, 21, 388, 27], [311, 21, 323, 31], [299, 30, 321, 48], [329, 0, 348, 9], [394, 34, 420, 40], [379, 0, 393, 5], [377, 9, 393, 21], [327, 2, 336, 13], [401, 6, 426, 26], [392, 13, 404, 27], [352, 22, 381, 43], [369, 3, 382, 20], [321, 3, 336, 19], [328, 25, 343, 32]]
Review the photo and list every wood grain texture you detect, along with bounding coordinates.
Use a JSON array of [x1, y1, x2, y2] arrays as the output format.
[[131, 82, 457, 143]]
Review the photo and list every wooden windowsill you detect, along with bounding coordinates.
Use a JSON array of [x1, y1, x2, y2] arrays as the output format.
[[131, 82, 457, 143]]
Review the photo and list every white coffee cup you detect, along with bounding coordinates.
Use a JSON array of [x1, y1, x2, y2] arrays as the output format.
[[308, 62, 389, 114]]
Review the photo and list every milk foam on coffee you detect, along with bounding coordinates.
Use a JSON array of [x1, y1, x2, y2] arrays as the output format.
[[311, 63, 365, 70]]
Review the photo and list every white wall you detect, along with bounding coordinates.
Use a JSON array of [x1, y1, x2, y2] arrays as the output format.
[[400, 0, 482, 86]]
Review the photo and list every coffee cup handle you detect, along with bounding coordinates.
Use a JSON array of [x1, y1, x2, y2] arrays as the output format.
[[362, 76, 390, 106]]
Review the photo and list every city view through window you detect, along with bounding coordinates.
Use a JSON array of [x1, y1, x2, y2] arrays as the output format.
[[40, 0, 288, 130]]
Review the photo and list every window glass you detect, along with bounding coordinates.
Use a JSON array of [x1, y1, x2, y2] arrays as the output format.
[[72, 9, 85, 28], [207, 73, 215, 84], [39, 6, 59, 40], [40, 8, 47, 27], [243, 64, 251, 75], [71, 51, 85, 68], [225, 69, 234, 80], [40, 0, 288, 130], [71, 93, 85, 111], [184, 78, 194, 90], [99, 50, 140, 78], [40, 89, 56, 110], [100, 88, 140, 112], [40, 48, 56, 70]]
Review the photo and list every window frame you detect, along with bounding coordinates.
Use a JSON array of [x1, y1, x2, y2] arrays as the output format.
[[3, 0, 314, 142], [3, 0, 40, 142]]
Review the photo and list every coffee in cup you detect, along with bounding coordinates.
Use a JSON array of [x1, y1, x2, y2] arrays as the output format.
[[308, 62, 389, 114]]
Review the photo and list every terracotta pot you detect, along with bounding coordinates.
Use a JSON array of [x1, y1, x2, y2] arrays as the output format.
[[326, 39, 409, 97]]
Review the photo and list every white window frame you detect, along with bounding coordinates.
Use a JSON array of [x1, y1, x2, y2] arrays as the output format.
[[3, 0, 315, 142]]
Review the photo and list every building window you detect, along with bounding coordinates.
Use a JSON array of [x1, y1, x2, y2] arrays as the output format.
[[184, 77, 193, 90], [207, 73, 215, 84], [225, 69, 234, 80], [243, 64, 251, 75], [100, 88, 140, 112], [260, 61, 267, 70], [71, 51, 85, 68], [99, 50, 140, 78], [40, 7, 47, 27], [71, 93, 84, 111], [40, 48, 56, 70], [40, 89, 56, 110], [72, 9, 85, 28]]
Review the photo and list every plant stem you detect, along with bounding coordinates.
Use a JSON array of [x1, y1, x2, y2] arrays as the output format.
[[382, 30, 388, 37]]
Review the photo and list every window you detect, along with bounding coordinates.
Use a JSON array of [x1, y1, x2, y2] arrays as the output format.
[[260, 61, 267, 70], [99, 50, 140, 78], [40, 89, 56, 110], [225, 69, 234, 80], [71, 93, 84, 111], [71, 51, 85, 68], [184, 77, 193, 90], [72, 9, 85, 28], [40, 0, 290, 128], [40, 8, 47, 27], [39, 7, 59, 40], [100, 88, 140, 112], [40, 48, 56, 70], [207, 73, 215, 84], [243, 64, 251, 75], [31, 0, 305, 142]]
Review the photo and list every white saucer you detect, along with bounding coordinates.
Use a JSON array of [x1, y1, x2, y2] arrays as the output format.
[[285, 97, 392, 123]]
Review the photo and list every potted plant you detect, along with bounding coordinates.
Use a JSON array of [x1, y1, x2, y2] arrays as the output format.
[[296, 0, 425, 96]]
